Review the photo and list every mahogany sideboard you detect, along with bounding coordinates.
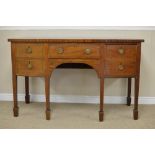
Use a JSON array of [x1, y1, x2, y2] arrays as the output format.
[[8, 39, 144, 121]]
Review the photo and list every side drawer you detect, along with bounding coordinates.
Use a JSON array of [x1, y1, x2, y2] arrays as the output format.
[[105, 45, 137, 61], [104, 59, 137, 77], [16, 59, 45, 76], [15, 43, 44, 58]]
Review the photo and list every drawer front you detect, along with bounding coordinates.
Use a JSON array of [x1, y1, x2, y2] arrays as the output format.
[[16, 59, 45, 76], [48, 43, 100, 59], [104, 59, 137, 77], [105, 45, 137, 61], [15, 43, 44, 58]]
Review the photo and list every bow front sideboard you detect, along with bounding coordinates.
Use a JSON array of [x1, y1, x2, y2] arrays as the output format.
[[8, 39, 144, 121]]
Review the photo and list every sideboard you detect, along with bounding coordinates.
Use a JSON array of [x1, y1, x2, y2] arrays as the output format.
[[8, 39, 144, 121]]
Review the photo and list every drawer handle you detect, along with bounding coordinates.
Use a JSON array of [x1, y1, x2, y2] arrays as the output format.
[[85, 48, 92, 55], [118, 64, 124, 71], [27, 61, 33, 69], [118, 48, 124, 55], [56, 47, 64, 54], [26, 47, 32, 54]]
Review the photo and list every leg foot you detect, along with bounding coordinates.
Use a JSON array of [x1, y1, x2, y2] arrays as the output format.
[[13, 107, 19, 117], [25, 95, 30, 104], [127, 97, 131, 106], [133, 109, 138, 120], [99, 111, 104, 122], [46, 109, 51, 120]]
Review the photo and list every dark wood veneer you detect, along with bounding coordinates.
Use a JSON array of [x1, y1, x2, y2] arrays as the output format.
[[8, 39, 144, 43]]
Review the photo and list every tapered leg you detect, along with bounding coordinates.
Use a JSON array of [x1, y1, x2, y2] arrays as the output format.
[[133, 77, 139, 120], [25, 76, 30, 104], [127, 78, 132, 106], [99, 78, 104, 122], [45, 76, 51, 120], [13, 75, 18, 117]]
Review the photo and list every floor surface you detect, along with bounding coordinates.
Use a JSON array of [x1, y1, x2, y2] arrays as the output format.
[[0, 102, 155, 129]]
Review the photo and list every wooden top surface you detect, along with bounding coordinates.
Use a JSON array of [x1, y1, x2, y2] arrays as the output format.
[[8, 39, 144, 43]]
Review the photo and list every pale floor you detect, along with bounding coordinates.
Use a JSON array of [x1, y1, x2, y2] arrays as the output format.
[[0, 101, 155, 129]]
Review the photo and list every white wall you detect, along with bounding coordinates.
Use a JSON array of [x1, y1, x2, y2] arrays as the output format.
[[0, 27, 155, 103]]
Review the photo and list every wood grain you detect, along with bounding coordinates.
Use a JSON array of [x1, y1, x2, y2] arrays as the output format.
[[15, 43, 44, 58], [16, 59, 45, 76], [105, 45, 137, 60], [48, 43, 100, 59]]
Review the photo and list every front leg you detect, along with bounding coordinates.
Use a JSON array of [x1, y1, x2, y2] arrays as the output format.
[[13, 75, 19, 117], [133, 77, 140, 120], [25, 76, 30, 104], [45, 76, 51, 120], [99, 78, 104, 122]]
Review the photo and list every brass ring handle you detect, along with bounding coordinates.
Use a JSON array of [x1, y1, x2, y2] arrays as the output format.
[[56, 47, 64, 54], [26, 46, 32, 54], [118, 64, 124, 71], [85, 48, 92, 55], [27, 61, 33, 69], [118, 48, 124, 55]]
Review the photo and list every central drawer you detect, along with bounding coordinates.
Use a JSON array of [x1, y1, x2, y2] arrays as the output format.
[[48, 43, 100, 59]]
